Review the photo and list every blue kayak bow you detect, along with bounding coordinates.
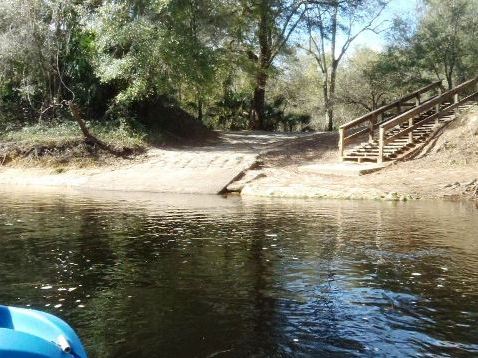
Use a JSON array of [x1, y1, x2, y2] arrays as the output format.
[[0, 305, 88, 358]]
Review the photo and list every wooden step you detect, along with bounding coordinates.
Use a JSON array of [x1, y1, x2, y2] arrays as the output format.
[[352, 149, 399, 155], [341, 97, 477, 163]]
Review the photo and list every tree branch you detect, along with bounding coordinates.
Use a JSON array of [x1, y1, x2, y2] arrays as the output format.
[[270, 1, 308, 63], [336, 2, 389, 65]]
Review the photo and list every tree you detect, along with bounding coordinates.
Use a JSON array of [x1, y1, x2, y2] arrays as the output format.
[[235, 0, 307, 130], [413, 0, 478, 89], [0, 0, 68, 119], [267, 52, 321, 129], [0, 1, 106, 119], [337, 48, 395, 113], [386, 0, 478, 90], [89, 0, 226, 114], [301, 0, 388, 131]]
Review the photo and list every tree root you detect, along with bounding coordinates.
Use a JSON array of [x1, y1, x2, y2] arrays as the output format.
[[68, 101, 133, 158], [1, 153, 7, 166]]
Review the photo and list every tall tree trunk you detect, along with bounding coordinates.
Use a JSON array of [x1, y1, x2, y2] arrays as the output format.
[[322, 65, 337, 132], [250, 0, 271, 130], [444, 61, 454, 89], [325, 108, 333, 131], [322, 78, 332, 131], [251, 71, 268, 129], [327, 62, 338, 131], [446, 72, 453, 89], [327, 5, 338, 132]]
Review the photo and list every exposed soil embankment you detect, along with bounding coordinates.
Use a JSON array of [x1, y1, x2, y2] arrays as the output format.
[[241, 106, 478, 201], [0, 140, 146, 169], [0, 101, 217, 168]]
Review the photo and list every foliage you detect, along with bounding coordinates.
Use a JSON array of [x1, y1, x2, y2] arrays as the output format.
[[0, 0, 477, 147], [301, 0, 389, 130], [89, 0, 227, 111], [387, 0, 478, 89], [268, 53, 320, 129], [338, 49, 399, 112]]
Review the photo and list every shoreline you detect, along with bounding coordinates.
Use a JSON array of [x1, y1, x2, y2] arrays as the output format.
[[0, 116, 477, 202], [0, 162, 476, 202]]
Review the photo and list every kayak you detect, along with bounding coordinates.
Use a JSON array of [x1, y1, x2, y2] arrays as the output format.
[[0, 305, 87, 358]]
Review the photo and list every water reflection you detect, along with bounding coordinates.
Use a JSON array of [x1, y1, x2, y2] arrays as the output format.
[[0, 187, 477, 357]]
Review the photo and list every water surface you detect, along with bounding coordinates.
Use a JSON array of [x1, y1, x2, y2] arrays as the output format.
[[0, 188, 477, 357]]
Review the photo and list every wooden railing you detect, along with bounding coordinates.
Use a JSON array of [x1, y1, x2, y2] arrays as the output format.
[[338, 81, 443, 158], [376, 76, 478, 163]]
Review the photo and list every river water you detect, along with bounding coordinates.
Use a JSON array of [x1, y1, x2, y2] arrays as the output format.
[[0, 188, 477, 357]]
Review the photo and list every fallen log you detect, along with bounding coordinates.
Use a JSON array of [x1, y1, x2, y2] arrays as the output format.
[[68, 101, 132, 158]]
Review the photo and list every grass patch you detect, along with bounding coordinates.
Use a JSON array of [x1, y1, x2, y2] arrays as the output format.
[[0, 119, 149, 150], [0, 119, 158, 168], [0, 114, 214, 168]]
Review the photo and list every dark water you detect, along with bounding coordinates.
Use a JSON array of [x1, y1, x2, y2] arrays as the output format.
[[0, 188, 477, 357]]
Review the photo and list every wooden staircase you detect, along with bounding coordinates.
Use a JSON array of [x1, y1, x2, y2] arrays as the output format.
[[338, 78, 478, 163]]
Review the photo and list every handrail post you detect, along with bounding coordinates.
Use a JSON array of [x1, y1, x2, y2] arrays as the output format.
[[378, 127, 384, 164], [454, 93, 460, 115], [368, 115, 376, 143], [338, 128, 345, 161], [435, 87, 442, 126], [435, 87, 442, 113], [411, 95, 421, 143], [408, 116, 414, 144]]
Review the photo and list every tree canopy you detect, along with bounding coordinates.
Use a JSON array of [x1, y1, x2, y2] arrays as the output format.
[[0, 0, 477, 136]]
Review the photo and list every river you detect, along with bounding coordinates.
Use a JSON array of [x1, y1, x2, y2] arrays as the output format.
[[0, 188, 477, 357]]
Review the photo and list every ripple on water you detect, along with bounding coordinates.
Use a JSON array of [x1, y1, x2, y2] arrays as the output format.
[[0, 191, 477, 357]]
